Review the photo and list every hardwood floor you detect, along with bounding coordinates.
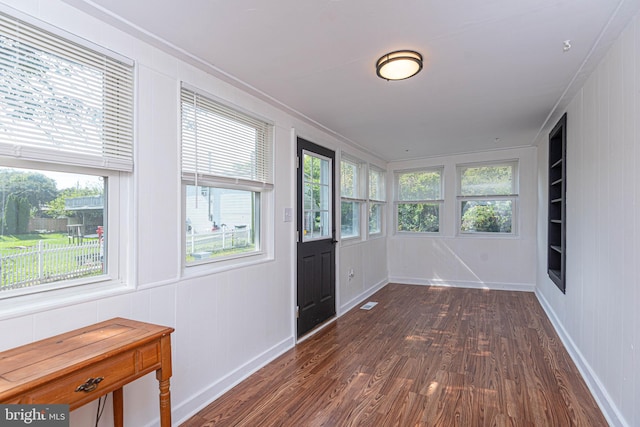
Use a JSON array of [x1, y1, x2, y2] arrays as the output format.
[[181, 284, 606, 426]]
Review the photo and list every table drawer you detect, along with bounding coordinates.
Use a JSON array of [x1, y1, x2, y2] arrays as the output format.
[[138, 341, 160, 372], [28, 351, 135, 406]]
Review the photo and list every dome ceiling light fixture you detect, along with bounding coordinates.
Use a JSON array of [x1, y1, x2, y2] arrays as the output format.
[[376, 50, 423, 81]]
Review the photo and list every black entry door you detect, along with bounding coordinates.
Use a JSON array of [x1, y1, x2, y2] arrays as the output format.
[[296, 137, 336, 337]]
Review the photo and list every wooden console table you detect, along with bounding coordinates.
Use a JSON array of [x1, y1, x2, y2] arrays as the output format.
[[0, 318, 174, 427]]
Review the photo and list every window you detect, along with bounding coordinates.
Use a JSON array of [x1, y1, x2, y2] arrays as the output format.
[[0, 10, 133, 297], [395, 168, 443, 233], [340, 156, 364, 239], [181, 86, 273, 264], [457, 161, 518, 234], [368, 166, 386, 236]]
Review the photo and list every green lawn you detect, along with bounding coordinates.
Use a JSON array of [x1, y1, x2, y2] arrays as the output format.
[[0, 233, 103, 290], [0, 233, 97, 255]]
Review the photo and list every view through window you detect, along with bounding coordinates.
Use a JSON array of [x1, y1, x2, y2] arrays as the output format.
[[395, 169, 443, 233], [0, 167, 105, 293], [457, 162, 517, 234]]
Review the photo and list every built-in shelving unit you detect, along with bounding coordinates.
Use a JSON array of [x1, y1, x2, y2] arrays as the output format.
[[547, 113, 567, 293]]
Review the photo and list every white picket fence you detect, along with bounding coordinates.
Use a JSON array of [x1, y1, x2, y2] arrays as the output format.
[[0, 240, 103, 291], [186, 227, 251, 258]]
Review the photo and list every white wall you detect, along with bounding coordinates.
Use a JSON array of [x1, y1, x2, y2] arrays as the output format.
[[337, 147, 390, 313], [535, 12, 640, 426], [339, 236, 388, 312], [0, 1, 388, 426], [387, 146, 537, 291]]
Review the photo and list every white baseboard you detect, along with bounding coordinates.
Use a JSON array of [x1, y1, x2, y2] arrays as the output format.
[[388, 276, 535, 292], [535, 290, 627, 427], [339, 279, 388, 315], [172, 335, 295, 426]]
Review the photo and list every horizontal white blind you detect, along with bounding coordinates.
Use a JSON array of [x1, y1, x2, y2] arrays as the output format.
[[458, 162, 517, 196], [340, 157, 361, 199], [0, 11, 134, 171], [369, 166, 386, 201], [181, 87, 273, 186], [397, 169, 442, 201]]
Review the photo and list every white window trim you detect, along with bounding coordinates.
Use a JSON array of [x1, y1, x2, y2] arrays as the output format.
[[456, 160, 519, 237], [0, 160, 132, 316], [394, 167, 444, 235], [0, 5, 134, 310]]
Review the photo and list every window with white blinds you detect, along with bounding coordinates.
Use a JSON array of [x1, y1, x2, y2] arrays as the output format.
[[395, 168, 443, 233], [180, 86, 273, 188], [180, 85, 273, 265], [0, 9, 134, 171]]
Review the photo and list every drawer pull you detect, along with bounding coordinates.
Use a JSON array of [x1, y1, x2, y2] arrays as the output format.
[[75, 377, 104, 393]]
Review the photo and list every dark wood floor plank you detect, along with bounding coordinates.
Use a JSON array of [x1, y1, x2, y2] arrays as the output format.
[[181, 284, 607, 426]]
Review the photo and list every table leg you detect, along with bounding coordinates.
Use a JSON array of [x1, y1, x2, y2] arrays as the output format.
[[158, 378, 171, 427], [113, 387, 123, 427]]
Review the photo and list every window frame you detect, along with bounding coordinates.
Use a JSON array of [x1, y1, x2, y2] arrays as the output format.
[[456, 160, 519, 236], [367, 165, 386, 237], [0, 160, 128, 300], [394, 167, 444, 234], [180, 84, 274, 268], [339, 155, 365, 241], [0, 6, 133, 303]]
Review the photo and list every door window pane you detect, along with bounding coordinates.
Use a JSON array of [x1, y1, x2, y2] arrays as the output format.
[[303, 152, 331, 241]]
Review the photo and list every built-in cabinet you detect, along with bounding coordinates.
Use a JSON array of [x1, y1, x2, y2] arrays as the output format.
[[547, 113, 567, 293]]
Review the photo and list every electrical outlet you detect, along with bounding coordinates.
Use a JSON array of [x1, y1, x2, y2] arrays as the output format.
[[348, 268, 355, 280]]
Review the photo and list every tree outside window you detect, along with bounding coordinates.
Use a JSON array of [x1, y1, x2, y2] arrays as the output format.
[[457, 162, 518, 234], [395, 168, 443, 233]]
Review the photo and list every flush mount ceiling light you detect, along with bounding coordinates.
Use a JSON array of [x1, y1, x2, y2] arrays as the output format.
[[376, 50, 423, 81]]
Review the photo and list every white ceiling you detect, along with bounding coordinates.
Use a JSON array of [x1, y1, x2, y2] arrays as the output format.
[[64, 0, 639, 161]]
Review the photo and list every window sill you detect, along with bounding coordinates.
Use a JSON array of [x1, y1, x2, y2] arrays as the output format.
[[456, 232, 519, 239], [394, 231, 441, 237], [367, 233, 385, 241], [182, 251, 274, 279], [0, 279, 133, 321], [339, 236, 362, 247]]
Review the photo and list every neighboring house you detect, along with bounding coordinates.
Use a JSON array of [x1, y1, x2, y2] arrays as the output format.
[[64, 195, 103, 236], [186, 186, 252, 234]]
